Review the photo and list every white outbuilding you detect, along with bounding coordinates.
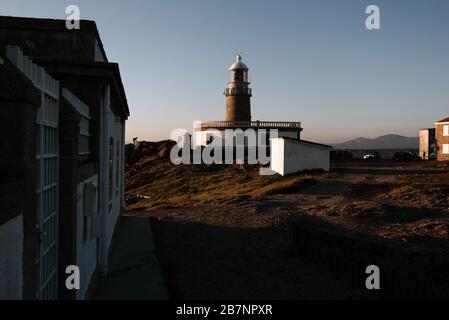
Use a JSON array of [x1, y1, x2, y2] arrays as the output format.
[[270, 137, 332, 175]]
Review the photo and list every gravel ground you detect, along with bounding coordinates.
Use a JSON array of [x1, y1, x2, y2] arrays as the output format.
[[125, 150, 449, 299]]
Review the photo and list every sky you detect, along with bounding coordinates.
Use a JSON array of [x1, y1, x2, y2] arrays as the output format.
[[2, 0, 449, 143]]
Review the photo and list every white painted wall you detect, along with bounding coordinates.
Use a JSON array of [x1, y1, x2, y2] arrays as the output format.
[[443, 144, 449, 154], [0, 214, 23, 299], [270, 138, 331, 175], [76, 175, 98, 300], [106, 115, 123, 247], [120, 121, 126, 207], [99, 84, 110, 275], [270, 139, 285, 175], [419, 129, 429, 159], [194, 128, 294, 147], [99, 84, 125, 275]]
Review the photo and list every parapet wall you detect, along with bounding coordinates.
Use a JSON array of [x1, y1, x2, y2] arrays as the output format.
[[292, 217, 449, 299]]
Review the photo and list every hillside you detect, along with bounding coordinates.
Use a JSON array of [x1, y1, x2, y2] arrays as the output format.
[[333, 134, 418, 150], [124, 140, 449, 299], [125, 141, 448, 246]]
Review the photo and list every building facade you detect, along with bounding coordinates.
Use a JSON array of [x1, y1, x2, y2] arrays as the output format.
[[270, 138, 332, 175], [0, 16, 129, 300], [435, 117, 449, 161], [419, 128, 436, 160]]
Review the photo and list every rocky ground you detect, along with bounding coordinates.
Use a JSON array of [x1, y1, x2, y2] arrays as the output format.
[[125, 140, 449, 299]]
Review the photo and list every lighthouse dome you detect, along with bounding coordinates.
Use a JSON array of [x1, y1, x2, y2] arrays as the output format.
[[229, 54, 248, 70]]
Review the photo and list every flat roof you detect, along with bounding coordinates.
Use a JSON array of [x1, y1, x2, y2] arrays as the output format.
[[274, 137, 333, 149], [0, 15, 108, 62], [35, 58, 130, 118]]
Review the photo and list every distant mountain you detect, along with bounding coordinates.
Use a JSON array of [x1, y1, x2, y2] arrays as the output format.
[[333, 134, 418, 150]]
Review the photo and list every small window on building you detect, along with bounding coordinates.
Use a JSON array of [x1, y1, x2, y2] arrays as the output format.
[[109, 137, 114, 204], [116, 141, 120, 197], [443, 144, 449, 154], [444, 125, 449, 136], [83, 182, 96, 242]]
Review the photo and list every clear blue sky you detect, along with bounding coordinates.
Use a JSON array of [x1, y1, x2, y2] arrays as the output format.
[[2, 0, 449, 143]]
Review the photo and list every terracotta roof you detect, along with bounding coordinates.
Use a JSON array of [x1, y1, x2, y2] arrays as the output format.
[[436, 117, 449, 123]]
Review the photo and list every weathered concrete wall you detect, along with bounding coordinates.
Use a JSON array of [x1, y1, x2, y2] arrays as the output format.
[[58, 96, 100, 299], [76, 175, 99, 300], [0, 214, 23, 299], [98, 84, 125, 275], [0, 18, 105, 62], [0, 58, 40, 299], [419, 129, 434, 160], [270, 138, 285, 175], [103, 115, 124, 269], [292, 217, 449, 299], [1, 17, 128, 299], [271, 138, 330, 175], [57, 97, 81, 300]]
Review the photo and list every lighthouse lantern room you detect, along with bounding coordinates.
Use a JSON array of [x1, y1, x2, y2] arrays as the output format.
[[224, 54, 252, 122]]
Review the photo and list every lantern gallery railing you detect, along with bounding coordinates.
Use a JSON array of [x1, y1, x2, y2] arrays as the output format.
[[223, 87, 252, 96], [197, 120, 302, 130]]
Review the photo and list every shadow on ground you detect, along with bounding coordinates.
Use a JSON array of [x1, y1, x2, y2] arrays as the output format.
[[94, 216, 168, 300], [151, 217, 370, 300]]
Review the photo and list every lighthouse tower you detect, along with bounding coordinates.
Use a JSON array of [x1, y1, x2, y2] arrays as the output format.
[[224, 54, 252, 122], [196, 54, 303, 147]]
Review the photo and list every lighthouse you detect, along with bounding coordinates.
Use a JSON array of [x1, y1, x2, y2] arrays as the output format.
[[193, 54, 332, 175], [196, 54, 302, 147], [224, 54, 252, 122]]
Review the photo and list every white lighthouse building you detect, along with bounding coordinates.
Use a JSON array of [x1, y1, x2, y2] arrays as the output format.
[[194, 54, 332, 175], [195, 54, 303, 146]]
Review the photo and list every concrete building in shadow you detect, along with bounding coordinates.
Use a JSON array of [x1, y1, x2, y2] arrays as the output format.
[[0, 16, 129, 299]]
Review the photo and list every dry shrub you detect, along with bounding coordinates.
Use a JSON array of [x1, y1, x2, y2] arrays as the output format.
[[250, 178, 315, 199]]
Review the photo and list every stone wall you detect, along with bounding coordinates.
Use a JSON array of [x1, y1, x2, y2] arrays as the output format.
[[436, 123, 449, 161], [225, 95, 251, 122]]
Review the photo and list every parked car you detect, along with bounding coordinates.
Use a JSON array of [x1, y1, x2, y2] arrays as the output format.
[[393, 151, 422, 161], [363, 152, 380, 160], [363, 153, 376, 160]]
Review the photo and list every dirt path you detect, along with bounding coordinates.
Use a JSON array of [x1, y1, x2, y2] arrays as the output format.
[[148, 205, 368, 300]]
